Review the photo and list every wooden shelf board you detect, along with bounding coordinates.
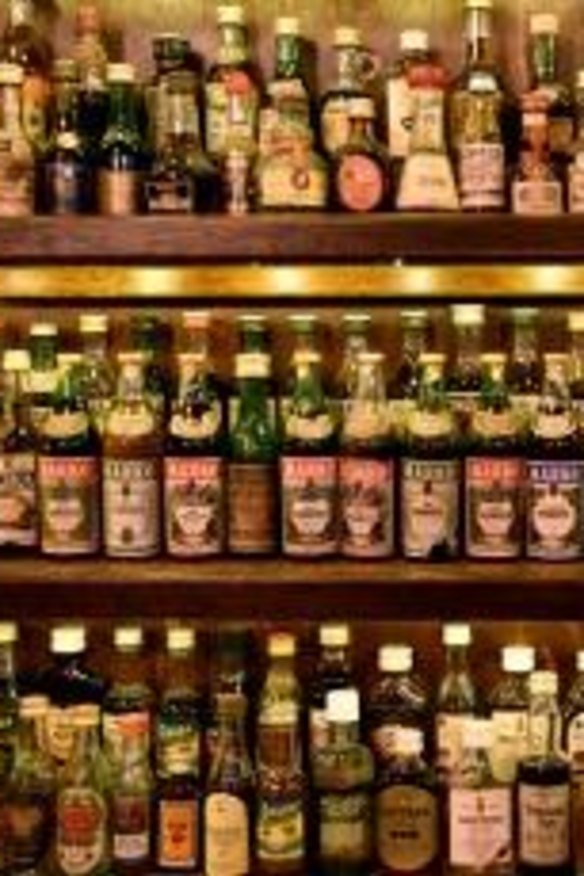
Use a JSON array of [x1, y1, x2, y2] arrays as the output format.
[[1, 558, 583, 620]]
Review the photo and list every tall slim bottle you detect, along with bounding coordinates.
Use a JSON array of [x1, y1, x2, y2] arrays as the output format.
[[436, 624, 478, 787]]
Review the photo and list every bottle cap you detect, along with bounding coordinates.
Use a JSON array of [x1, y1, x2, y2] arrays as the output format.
[[80, 313, 108, 334], [183, 310, 211, 331], [394, 727, 424, 755], [326, 688, 360, 724], [72, 704, 101, 727], [379, 644, 413, 673], [320, 624, 350, 648], [267, 632, 296, 658], [53, 58, 78, 82], [20, 695, 50, 719], [334, 26, 361, 47], [218, 5, 245, 25], [51, 624, 86, 655], [117, 350, 147, 366], [357, 351, 384, 366], [420, 352, 446, 368], [400, 29, 429, 53], [577, 70, 584, 90], [348, 97, 375, 120], [502, 646, 535, 674], [238, 313, 267, 327], [114, 625, 143, 650], [167, 626, 195, 652], [235, 352, 271, 379], [30, 322, 58, 338], [512, 307, 539, 323], [287, 313, 318, 330], [3, 349, 31, 372], [0, 63, 24, 85], [463, 718, 493, 749], [57, 352, 82, 369], [292, 349, 321, 366], [465, 0, 492, 9], [76, 1, 101, 34], [576, 651, 584, 673], [342, 313, 372, 330], [276, 16, 300, 36], [443, 623, 472, 647], [529, 670, 558, 697], [451, 304, 485, 327], [568, 311, 584, 333], [0, 622, 18, 644], [400, 309, 429, 326], [530, 13, 559, 35], [106, 63, 135, 84]]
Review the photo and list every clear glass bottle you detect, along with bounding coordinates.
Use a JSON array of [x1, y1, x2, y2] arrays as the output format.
[[109, 731, 152, 872], [447, 304, 485, 429], [98, 63, 143, 216], [129, 315, 170, 425], [333, 97, 391, 213], [436, 623, 478, 787], [28, 322, 59, 435], [385, 30, 431, 169], [78, 313, 114, 438], [563, 650, 584, 876], [308, 624, 354, 761], [517, 671, 572, 875], [512, 92, 563, 216], [0, 62, 34, 216], [391, 309, 430, 433], [508, 308, 542, 429], [206, 629, 250, 765], [489, 646, 534, 785], [313, 689, 374, 875], [338, 313, 372, 407]]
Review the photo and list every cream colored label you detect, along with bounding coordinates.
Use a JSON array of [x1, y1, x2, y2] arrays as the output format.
[[459, 143, 504, 210], [436, 714, 470, 779], [402, 459, 459, 559], [319, 792, 371, 863], [103, 458, 160, 557], [449, 787, 512, 868], [569, 162, 584, 213], [512, 180, 563, 216], [260, 159, 328, 210], [491, 709, 529, 783], [57, 788, 107, 876], [568, 713, 584, 768], [170, 407, 221, 441], [519, 784, 570, 867], [257, 798, 304, 863], [204, 793, 249, 876], [398, 153, 460, 211], [387, 74, 413, 159], [42, 411, 90, 440], [408, 410, 453, 438], [376, 785, 437, 871]]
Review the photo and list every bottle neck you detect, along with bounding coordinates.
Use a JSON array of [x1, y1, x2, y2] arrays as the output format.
[[348, 116, 373, 143], [275, 33, 303, 80], [3, 370, 30, 430], [112, 646, 144, 687], [531, 31, 559, 88], [30, 338, 57, 372], [0, 83, 25, 137], [165, 649, 197, 693], [446, 645, 469, 675], [117, 364, 146, 402], [106, 82, 139, 134], [454, 324, 483, 372], [465, 6, 494, 69], [336, 45, 362, 91], [528, 692, 561, 759], [330, 720, 359, 747], [410, 86, 447, 153], [71, 724, 101, 762], [16, 714, 42, 757], [238, 376, 271, 417], [164, 90, 199, 141], [218, 22, 250, 67], [53, 82, 80, 134], [82, 331, 108, 362], [513, 321, 538, 364]]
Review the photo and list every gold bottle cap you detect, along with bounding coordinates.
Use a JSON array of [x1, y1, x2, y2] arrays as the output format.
[[530, 13, 559, 35], [57, 352, 83, 369], [451, 304, 485, 327], [267, 632, 296, 659], [183, 310, 211, 331], [0, 621, 18, 645], [80, 313, 109, 334], [114, 624, 143, 649], [235, 352, 271, 379], [400, 29, 429, 52], [334, 26, 361, 47], [465, 0, 492, 9], [319, 624, 350, 648], [51, 624, 86, 655], [480, 352, 507, 367], [356, 351, 384, 366], [30, 322, 58, 338], [167, 626, 195, 652], [276, 16, 300, 36], [443, 623, 472, 647], [342, 313, 372, 329], [218, 4, 245, 25]]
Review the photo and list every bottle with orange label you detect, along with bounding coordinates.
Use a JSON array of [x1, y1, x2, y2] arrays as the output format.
[[332, 98, 391, 213]]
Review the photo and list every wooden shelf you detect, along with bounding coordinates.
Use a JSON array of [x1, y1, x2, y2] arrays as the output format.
[[1, 214, 584, 266], [1, 558, 583, 620]]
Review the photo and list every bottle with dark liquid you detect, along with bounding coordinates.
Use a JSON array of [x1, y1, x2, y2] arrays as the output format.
[[508, 307, 541, 431], [447, 304, 485, 431], [28, 322, 59, 435], [390, 309, 430, 439], [308, 624, 354, 762], [98, 64, 144, 216], [332, 98, 391, 213], [489, 645, 534, 785], [74, 0, 108, 171]]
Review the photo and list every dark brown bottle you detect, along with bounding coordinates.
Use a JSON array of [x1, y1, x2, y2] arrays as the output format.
[[308, 624, 354, 762], [333, 98, 391, 213]]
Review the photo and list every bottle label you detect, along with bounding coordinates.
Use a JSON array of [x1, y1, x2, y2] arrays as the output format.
[[0, 147, 34, 216], [573, 771, 584, 872], [376, 785, 437, 871], [47, 706, 90, 764], [337, 154, 385, 213], [549, 117, 574, 157], [38, 456, 99, 555], [519, 783, 570, 867], [401, 459, 460, 559], [103, 458, 161, 557], [98, 169, 139, 216], [157, 718, 200, 776], [228, 462, 277, 554], [259, 157, 328, 210], [526, 460, 583, 560], [112, 793, 150, 862], [465, 457, 523, 558], [22, 73, 49, 148], [322, 97, 352, 154], [164, 457, 224, 556], [204, 792, 249, 876], [205, 75, 259, 157], [387, 74, 413, 159], [281, 456, 337, 556], [45, 160, 87, 214], [436, 714, 470, 781], [449, 787, 512, 868], [102, 711, 150, 761], [257, 797, 304, 864], [459, 143, 505, 210], [319, 792, 371, 864], [371, 723, 410, 760], [5, 794, 51, 869], [57, 788, 107, 876], [339, 457, 394, 557], [397, 152, 460, 211], [0, 452, 37, 547], [491, 709, 529, 783], [158, 799, 199, 869], [512, 180, 563, 216], [568, 712, 584, 770], [569, 163, 584, 214]]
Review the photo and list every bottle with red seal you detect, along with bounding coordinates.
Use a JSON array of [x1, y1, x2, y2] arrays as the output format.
[[332, 97, 391, 213]]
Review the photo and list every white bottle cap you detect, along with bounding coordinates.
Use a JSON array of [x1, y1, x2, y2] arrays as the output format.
[[114, 625, 143, 650], [30, 322, 58, 338], [463, 718, 493, 749], [51, 624, 86, 655], [465, 0, 492, 9], [379, 644, 413, 673], [320, 624, 350, 648], [167, 627, 195, 652], [80, 313, 109, 334], [577, 70, 584, 91], [530, 13, 559, 35], [400, 29, 429, 53], [451, 304, 485, 327], [235, 352, 271, 379], [334, 26, 361, 47], [568, 311, 584, 333], [0, 622, 18, 644], [106, 63, 135, 84], [395, 727, 424, 755], [287, 313, 318, 328], [342, 313, 372, 329], [3, 349, 31, 372], [529, 670, 558, 697], [20, 695, 50, 718], [276, 16, 300, 36], [327, 688, 360, 724], [502, 646, 535, 674], [401, 309, 429, 325], [268, 632, 296, 659], [443, 623, 472, 647], [512, 307, 539, 323], [218, 5, 245, 25], [0, 63, 24, 85]]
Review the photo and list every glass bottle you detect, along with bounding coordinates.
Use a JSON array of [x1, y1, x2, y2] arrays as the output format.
[[447, 718, 513, 875], [512, 92, 563, 215], [147, 34, 193, 158], [563, 651, 584, 876], [374, 726, 438, 876], [42, 624, 105, 768], [397, 62, 459, 212], [340, 352, 394, 559], [568, 310, 584, 420], [267, 16, 311, 134], [447, 304, 485, 430], [164, 351, 225, 558], [206, 629, 250, 765], [569, 71, 584, 213], [155, 626, 202, 873], [256, 125, 328, 212], [28, 322, 59, 435], [385, 30, 431, 171], [436, 623, 478, 787], [489, 646, 535, 785], [390, 309, 430, 434], [53, 705, 109, 876], [282, 313, 320, 419], [228, 351, 278, 555], [74, 0, 108, 164], [205, 4, 260, 161], [400, 353, 461, 561], [0, 62, 34, 217], [37, 353, 101, 557], [42, 58, 90, 215], [78, 313, 115, 438], [0, 621, 18, 784], [102, 352, 163, 559], [308, 624, 354, 761], [129, 315, 169, 425], [102, 625, 153, 767], [333, 97, 391, 213], [528, 13, 574, 178], [320, 27, 377, 158], [313, 689, 374, 876], [1, 0, 52, 150], [109, 731, 152, 873], [464, 353, 524, 560], [204, 693, 254, 876], [5, 695, 55, 876], [366, 645, 429, 764], [526, 352, 583, 561], [0, 349, 37, 553], [98, 63, 143, 216], [338, 313, 372, 408], [280, 350, 338, 558], [256, 633, 305, 873], [517, 671, 571, 875], [508, 308, 542, 429]]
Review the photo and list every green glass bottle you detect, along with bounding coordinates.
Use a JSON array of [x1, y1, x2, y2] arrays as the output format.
[[28, 322, 59, 435], [130, 315, 170, 424], [78, 313, 115, 438], [98, 63, 143, 216]]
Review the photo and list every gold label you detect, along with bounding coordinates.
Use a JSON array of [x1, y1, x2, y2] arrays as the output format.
[[157, 799, 198, 868], [376, 785, 437, 871], [98, 169, 139, 216], [519, 784, 570, 867], [204, 793, 249, 876]]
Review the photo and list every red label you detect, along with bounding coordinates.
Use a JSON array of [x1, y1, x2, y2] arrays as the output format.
[[340, 457, 395, 558], [337, 155, 385, 212], [164, 456, 224, 557], [281, 456, 337, 556], [466, 458, 522, 484]]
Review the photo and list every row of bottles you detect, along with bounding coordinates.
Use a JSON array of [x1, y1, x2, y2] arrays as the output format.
[[4, 0, 584, 214], [3, 620, 584, 874]]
